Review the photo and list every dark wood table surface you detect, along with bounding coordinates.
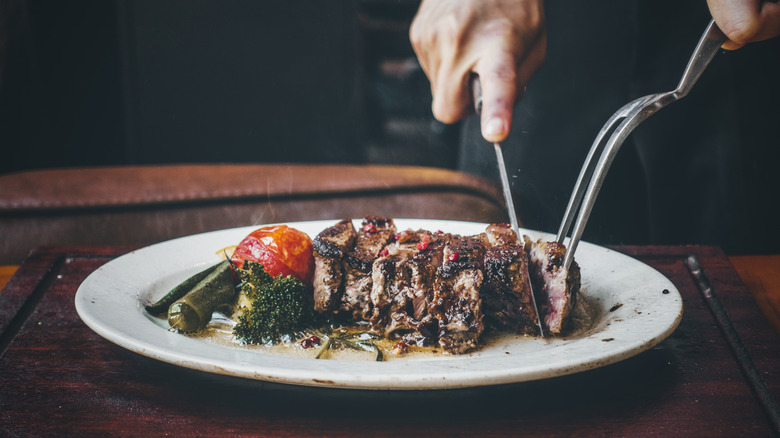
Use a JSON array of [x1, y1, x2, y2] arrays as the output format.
[[1, 245, 779, 437]]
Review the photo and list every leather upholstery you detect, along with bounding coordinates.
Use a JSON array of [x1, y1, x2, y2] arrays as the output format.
[[0, 164, 507, 264]]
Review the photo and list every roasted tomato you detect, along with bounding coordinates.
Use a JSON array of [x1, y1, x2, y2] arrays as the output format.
[[230, 225, 314, 285]]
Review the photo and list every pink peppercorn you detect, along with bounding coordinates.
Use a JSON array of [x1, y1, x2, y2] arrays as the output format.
[[394, 341, 409, 354], [301, 336, 320, 349]]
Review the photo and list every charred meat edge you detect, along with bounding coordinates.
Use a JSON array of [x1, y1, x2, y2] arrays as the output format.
[[341, 216, 396, 320], [432, 235, 485, 354], [481, 224, 538, 334], [370, 230, 446, 345], [312, 219, 357, 313], [312, 219, 582, 354]]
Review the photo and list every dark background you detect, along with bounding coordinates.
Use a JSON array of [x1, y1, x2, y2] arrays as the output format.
[[0, 0, 447, 171], [1, 0, 778, 254]]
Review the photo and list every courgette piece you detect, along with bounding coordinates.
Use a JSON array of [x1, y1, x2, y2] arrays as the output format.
[[145, 262, 221, 316], [168, 261, 236, 333]]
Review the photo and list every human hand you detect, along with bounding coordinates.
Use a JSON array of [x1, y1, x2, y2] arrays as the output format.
[[707, 0, 780, 49], [410, 0, 546, 143]]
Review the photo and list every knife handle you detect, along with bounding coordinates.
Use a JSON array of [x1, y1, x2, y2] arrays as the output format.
[[470, 74, 483, 114]]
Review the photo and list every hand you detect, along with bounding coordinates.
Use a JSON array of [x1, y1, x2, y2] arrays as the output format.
[[410, 0, 546, 143], [707, 0, 780, 49]]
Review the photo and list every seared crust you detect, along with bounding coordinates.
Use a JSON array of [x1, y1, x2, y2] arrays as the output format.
[[312, 219, 357, 313], [312, 219, 356, 258], [344, 216, 395, 273], [484, 223, 518, 247], [342, 216, 396, 320], [370, 229, 445, 345], [482, 245, 538, 334], [480, 224, 538, 334], [312, 219, 581, 353], [431, 235, 485, 354]]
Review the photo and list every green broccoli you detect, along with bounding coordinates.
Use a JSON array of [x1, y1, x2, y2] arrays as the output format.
[[233, 261, 313, 345]]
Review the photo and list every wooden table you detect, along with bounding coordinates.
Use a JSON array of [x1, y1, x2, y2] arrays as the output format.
[[730, 255, 780, 337], [1, 245, 779, 436], [0, 266, 15, 290]]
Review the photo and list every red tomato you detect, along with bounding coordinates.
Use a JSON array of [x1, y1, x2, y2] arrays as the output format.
[[230, 225, 314, 285]]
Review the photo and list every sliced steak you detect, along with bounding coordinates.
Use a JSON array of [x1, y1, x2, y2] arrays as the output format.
[[431, 235, 485, 354], [370, 242, 414, 330], [407, 231, 449, 339], [371, 229, 446, 345], [342, 216, 396, 320], [481, 224, 538, 334], [312, 219, 357, 313], [315, 218, 582, 351], [524, 237, 581, 334]]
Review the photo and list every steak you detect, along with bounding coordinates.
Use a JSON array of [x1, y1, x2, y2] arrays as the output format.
[[370, 229, 446, 345], [370, 240, 415, 333], [311, 219, 582, 354], [341, 216, 396, 320], [431, 235, 485, 354], [524, 237, 581, 334], [484, 223, 519, 247], [312, 219, 357, 313], [481, 225, 538, 334]]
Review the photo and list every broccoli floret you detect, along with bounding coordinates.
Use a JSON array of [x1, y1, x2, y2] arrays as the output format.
[[233, 261, 313, 345]]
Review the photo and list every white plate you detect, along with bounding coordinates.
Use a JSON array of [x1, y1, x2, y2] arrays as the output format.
[[75, 219, 682, 390]]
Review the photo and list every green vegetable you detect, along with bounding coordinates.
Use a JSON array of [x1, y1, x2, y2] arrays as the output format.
[[233, 261, 313, 345], [145, 262, 222, 316], [314, 328, 384, 361], [168, 261, 236, 333]]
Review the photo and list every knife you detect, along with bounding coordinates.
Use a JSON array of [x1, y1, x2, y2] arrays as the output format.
[[471, 76, 545, 337]]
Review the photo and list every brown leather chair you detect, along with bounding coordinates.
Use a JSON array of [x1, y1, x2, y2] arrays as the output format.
[[0, 164, 507, 264]]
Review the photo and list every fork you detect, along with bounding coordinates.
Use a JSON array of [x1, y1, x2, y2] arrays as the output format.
[[555, 19, 728, 271]]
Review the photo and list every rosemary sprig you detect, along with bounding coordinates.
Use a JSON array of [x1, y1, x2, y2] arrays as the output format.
[[313, 327, 384, 361]]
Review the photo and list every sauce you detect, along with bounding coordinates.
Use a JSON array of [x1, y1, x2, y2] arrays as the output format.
[[181, 290, 600, 362]]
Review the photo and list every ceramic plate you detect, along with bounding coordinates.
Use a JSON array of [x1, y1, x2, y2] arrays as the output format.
[[75, 219, 682, 390]]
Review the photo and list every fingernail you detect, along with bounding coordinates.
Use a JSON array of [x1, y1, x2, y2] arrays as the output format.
[[484, 117, 505, 137]]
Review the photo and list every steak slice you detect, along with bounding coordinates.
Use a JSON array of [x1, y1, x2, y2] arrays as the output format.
[[370, 243, 415, 335], [431, 235, 485, 354], [524, 237, 581, 334], [481, 225, 538, 334], [312, 219, 357, 313], [407, 231, 449, 338], [342, 216, 396, 320], [370, 229, 446, 345], [484, 223, 519, 247], [316, 218, 581, 350]]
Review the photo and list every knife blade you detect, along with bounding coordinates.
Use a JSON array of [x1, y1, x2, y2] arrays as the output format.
[[471, 75, 545, 337]]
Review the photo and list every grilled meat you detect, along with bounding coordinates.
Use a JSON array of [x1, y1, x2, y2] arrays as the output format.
[[481, 224, 538, 334], [342, 216, 396, 320], [406, 231, 449, 332], [311, 219, 581, 354], [484, 223, 518, 247], [370, 230, 446, 345], [370, 241, 415, 332], [524, 237, 581, 334], [312, 219, 357, 313], [431, 235, 486, 354]]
